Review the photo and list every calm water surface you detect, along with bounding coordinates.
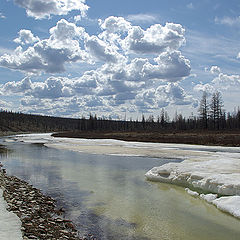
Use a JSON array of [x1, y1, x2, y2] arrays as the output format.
[[1, 139, 240, 240]]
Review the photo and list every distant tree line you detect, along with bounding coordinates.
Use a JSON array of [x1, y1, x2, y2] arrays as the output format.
[[0, 91, 240, 134], [0, 111, 80, 133]]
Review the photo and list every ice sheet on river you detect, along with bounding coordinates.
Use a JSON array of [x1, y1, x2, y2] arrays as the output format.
[[146, 156, 240, 195], [10, 133, 240, 219], [145, 147, 240, 218]]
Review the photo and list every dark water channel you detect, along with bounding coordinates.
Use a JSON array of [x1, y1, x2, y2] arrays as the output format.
[[1, 138, 240, 240]]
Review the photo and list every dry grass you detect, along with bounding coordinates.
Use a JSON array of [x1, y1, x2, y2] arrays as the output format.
[[53, 130, 240, 147]]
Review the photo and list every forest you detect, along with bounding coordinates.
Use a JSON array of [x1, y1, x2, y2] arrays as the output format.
[[0, 91, 240, 135]]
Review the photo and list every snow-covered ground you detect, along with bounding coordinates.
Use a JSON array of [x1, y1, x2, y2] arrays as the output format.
[[0, 189, 23, 240], [5, 133, 240, 219]]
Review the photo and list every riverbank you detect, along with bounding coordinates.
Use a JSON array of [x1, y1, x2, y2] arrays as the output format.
[[0, 165, 85, 240], [52, 130, 240, 147]]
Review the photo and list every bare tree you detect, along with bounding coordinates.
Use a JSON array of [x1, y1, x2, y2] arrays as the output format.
[[210, 91, 224, 129], [198, 91, 209, 129]]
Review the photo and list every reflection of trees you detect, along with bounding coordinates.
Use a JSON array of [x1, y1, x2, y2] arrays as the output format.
[[0, 145, 9, 158]]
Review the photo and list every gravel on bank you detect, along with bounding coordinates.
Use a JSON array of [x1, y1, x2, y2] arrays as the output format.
[[0, 164, 96, 240]]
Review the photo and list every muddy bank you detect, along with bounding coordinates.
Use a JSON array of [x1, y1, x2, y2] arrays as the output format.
[[0, 165, 96, 240]]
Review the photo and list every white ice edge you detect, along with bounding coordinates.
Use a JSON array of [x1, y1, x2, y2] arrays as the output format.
[[108, 153, 143, 157], [8, 133, 240, 219], [185, 188, 240, 218], [145, 155, 240, 218], [0, 189, 23, 240]]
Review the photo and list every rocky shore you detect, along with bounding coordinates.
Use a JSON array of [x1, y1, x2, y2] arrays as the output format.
[[0, 164, 96, 240]]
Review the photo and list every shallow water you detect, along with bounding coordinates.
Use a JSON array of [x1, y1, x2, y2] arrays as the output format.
[[1, 139, 240, 240]]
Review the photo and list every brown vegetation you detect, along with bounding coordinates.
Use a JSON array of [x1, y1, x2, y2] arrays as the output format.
[[52, 130, 240, 147]]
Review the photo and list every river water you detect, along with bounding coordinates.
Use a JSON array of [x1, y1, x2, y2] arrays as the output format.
[[1, 137, 240, 240]]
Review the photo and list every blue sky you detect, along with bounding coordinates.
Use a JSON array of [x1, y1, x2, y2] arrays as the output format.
[[0, 0, 240, 119]]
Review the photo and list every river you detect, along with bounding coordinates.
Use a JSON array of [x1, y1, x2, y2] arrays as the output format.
[[0, 135, 240, 240]]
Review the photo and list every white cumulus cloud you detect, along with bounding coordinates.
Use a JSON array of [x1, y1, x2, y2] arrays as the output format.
[[14, 0, 89, 19], [108, 51, 191, 83], [31, 77, 72, 98], [14, 29, 39, 45], [122, 22, 185, 54], [194, 67, 240, 93], [0, 15, 194, 116], [100, 16, 131, 33], [144, 51, 191, 81], [85, 35, 123, 63], [0, 19, 88, 74], [210, 65, 221, 75], [2, 77, 32, 95], [49, 19, 85, 40]]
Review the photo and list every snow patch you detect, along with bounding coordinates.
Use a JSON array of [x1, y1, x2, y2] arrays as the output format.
[[185, 188, 199, 197], [185, 190, 240, 219], [212, 196, 240, 218], [0, 189, 23, 240], [145, 149, 240, 219], [108, 153, 143, 157], [145, 158, 240, 196], [200, 193, 217, 203], [13, 133, 54, 144]]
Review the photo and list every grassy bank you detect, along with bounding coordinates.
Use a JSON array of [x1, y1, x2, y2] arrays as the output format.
[[52, 130, 240, 147]]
